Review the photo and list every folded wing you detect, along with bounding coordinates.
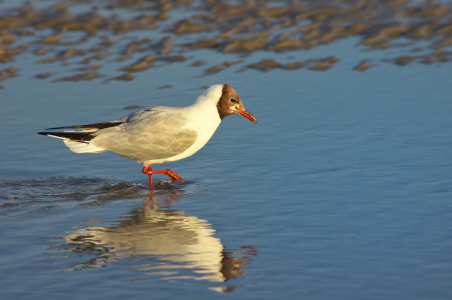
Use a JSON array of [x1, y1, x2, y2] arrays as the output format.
[[91, 107, 198, 163]]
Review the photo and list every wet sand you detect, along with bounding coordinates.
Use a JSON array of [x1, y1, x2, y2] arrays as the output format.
[[0, 0, 451, 87]]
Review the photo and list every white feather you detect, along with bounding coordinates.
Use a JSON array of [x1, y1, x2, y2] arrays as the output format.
[[63, 139, 107, 153], [46, 132, 106, 153]]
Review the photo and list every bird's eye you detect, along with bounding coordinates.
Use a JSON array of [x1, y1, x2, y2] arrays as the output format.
[[229, 98, 237, 103]]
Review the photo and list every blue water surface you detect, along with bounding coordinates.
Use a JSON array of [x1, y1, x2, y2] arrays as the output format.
[[1, 6, 452, 300]]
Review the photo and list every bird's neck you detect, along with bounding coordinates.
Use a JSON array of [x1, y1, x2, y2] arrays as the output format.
[[187, 97, 222, 126]]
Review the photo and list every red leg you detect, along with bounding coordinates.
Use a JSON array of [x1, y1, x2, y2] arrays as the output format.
[[142, 164, 184, 185], [142, 164, 153, 186]]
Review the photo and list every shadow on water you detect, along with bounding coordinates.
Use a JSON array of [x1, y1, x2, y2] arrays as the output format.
[[0, 176, 258, 293]]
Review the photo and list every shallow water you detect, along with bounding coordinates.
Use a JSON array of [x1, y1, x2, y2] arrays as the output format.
[[2, 1, 452, 299]]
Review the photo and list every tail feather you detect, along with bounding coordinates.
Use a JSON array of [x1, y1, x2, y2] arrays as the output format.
[[63, 139, 106, 153], [37, 131, 106, 154], [39, 121, 124, 154], [45, 121, 123, 130]]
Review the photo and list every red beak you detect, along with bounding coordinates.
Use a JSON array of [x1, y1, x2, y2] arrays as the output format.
[[236, 108, 257, 124]]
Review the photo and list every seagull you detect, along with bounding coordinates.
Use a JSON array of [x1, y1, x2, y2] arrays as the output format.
[[38, 84, 257, 185]]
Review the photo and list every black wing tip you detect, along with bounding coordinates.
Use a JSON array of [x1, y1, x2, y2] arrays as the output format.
[[37, 131, 94, 142], [38, 131, 62, 136]]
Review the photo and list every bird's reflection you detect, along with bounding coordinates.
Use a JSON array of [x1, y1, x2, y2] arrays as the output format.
[[64, 185, 258, 285]]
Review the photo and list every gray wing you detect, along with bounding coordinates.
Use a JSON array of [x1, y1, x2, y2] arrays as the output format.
[[90, 107, 198, 163]]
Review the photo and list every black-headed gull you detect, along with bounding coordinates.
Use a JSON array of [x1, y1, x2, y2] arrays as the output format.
[[38, 84, 257, 185]]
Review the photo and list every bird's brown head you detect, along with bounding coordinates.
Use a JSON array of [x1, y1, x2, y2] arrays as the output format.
[[216, 84, 257, 124]]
